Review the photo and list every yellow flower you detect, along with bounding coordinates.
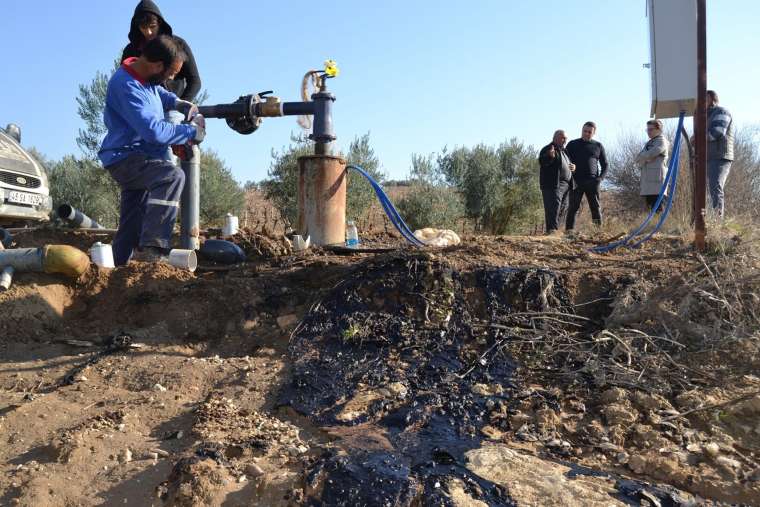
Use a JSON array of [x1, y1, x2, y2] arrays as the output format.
[[324, 59, 340, 77]]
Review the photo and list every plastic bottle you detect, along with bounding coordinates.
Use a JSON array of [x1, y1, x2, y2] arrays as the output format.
[[346, 220, 360, 247]]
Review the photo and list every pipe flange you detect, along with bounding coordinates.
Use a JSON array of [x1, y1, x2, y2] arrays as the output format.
[[225, 95, 263, 135]]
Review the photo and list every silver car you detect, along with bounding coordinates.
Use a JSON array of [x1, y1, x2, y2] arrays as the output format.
[[0, 124, 52, 226]]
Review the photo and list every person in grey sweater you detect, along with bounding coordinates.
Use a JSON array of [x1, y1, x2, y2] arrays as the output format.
[[635, 119, 670, 213], [706, 90, 734, 218]]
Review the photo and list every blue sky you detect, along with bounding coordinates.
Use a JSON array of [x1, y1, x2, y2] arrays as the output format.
[[2, 1, 758, 183]]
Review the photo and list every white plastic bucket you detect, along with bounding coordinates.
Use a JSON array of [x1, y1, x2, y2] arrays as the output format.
[[0, 266, 14, 291], [90, 242, 115, 268], [223, 214, 239, 238], [168, 249, 198, 272]]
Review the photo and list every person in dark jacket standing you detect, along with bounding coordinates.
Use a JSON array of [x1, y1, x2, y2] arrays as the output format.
[[538, 130, 575, 235], [565, 121, 608, 231], [121, 0, 201, 103], [706, 90, 734, 218]]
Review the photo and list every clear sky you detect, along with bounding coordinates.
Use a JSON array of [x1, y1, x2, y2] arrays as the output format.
[[2, 1, 758, 183]]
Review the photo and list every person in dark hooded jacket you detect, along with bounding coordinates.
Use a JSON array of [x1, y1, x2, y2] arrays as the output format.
[[121, 0, 201, 102]]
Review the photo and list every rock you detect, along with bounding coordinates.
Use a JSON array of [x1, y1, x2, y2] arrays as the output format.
[[146, 452, 159, 461], [246, 463, 265, 478], [118, 448, 133, 464], [703, 442, 720, 457], [238, 475, 247, 483], [602, 403, 638, 426], [480, 425, 505, 441], [598, 442, 623, 453], [465, 444, 627, 506], [509, 412, 531, 429], [154, 383, 167, 392], [600, 387, 629, 405], [535, 408, 560, 430], [152, 448, 170, 458], [715, 455, 741, 472], [470, 383, 503, 397], [628, 454, 647, 474], [387, 382, 408, 399], [277, 314, 299, 330]]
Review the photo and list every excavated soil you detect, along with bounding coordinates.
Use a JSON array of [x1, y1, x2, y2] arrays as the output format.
[[1, 227, 759, 506]]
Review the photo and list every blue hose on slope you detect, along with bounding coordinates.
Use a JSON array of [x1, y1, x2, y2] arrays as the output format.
[[591, 111, 686, 253], [347, 164, 426, 247]]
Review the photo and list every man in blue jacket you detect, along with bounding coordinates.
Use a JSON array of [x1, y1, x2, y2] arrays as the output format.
[[99, 35, 205, 265]]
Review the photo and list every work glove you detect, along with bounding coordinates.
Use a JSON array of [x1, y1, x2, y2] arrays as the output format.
[[190, 114, 206, 144], [175, 99, 199, 121]]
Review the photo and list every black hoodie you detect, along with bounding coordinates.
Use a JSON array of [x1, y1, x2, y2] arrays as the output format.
[[121, 0, 201, 102]]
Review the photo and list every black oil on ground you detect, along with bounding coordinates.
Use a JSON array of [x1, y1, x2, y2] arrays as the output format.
[[280, 253, 577, 506]]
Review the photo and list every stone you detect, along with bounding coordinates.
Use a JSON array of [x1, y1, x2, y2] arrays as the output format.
[[602, 403, 638, 426], [465, 444, 627, 506], [146, 452, 159, 461], [246, 463, 265, 477], [628, 454, 647, 474], [277, 314, 299, 330], [703, 442, 720, 457], [600, 387, 629, 405], [509, 412, 531, 429], [118, 448, 133, 464], [154, 383, 167, 392], [387, 382, 408, 399]]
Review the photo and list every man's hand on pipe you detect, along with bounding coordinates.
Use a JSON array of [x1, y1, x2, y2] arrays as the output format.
[[176, 99, 200, 121]]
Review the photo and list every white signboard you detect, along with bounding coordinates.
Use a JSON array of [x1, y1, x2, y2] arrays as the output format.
[[648, 0, 697, 118]]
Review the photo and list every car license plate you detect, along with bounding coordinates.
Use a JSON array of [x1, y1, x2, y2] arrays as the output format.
[[7, 190, 43, 206]]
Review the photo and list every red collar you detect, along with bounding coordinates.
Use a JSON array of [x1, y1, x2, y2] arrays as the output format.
[[121, 57, 146, 85]]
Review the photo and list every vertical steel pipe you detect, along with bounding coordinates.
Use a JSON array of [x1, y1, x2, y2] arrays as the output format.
[[180, 144, 201, 250], [297, 155, 346, 246], [694, 0, 707, 250]]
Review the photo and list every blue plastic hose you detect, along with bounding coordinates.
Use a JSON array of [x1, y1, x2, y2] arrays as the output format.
[[591, 111, 686, 253], [347, 164, 426, 247]]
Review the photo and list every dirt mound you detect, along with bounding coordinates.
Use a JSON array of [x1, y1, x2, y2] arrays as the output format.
[[1, 229, 758, 506]]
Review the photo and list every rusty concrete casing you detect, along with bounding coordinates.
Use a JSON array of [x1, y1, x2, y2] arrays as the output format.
[[297, 155, 347, 246]]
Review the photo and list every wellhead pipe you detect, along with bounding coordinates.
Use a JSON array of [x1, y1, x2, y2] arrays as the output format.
[[180, 144, 201, 250], [57, 204, 104, 229], [297, 155, 346, 246]]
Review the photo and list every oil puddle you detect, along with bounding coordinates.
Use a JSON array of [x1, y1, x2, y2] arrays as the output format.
[[280, 254, 575, 505]]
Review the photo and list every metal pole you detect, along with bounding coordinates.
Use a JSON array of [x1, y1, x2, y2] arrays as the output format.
[[694, 0, 707, 250], [180, 145, 201, 250]]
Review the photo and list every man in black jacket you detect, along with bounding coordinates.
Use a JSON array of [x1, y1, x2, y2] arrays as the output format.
[[538, 130, 575, 234], [122, 1, 201, 103], [565, 121, 608, 231]]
